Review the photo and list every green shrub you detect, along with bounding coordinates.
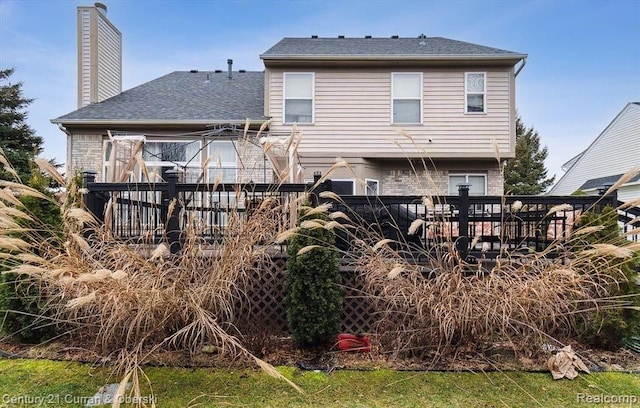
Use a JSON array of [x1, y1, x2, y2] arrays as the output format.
[[573, 205, 640, 350], [0, 170, 63, 343], [285, 206, 343, 349]]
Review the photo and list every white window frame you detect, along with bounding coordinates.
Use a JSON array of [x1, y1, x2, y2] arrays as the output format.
[[283, 72, 315, 124], [448, 173, 487, 196], [142, 139, 202, 182], [365, 178, 379, 196], [207, 140, 237, 183], [391, 72, 423, 124], [331, 179, 356, 195], [465, 72, 486, 114], [103, 135, 146, 182]]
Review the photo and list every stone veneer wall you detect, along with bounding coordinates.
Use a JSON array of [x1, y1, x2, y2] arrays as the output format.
[[381, 167, 503, 196], [67, 134, 104, 181], [68, 134, 274, 184], [236, 138, 274, 184]]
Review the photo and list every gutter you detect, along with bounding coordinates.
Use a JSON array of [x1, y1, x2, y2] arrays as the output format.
[[50, 118, 269, 126], [514, 56, 527, 77]]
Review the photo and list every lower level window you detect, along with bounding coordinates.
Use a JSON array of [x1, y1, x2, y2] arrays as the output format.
[[366, 179, 379, 196], [208, 140, 237, 183], [332, 179, 356, 196], [448, 174, 486, 195]]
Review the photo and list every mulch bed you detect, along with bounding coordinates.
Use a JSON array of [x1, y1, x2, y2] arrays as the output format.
[[1, 335, 639, 374]]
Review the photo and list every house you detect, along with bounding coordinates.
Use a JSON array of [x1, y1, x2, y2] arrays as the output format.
[[52, 65, 271, 184], [53, 5, 527, 195], [547, 102, 640, 202], [260, 36, 526, 195]]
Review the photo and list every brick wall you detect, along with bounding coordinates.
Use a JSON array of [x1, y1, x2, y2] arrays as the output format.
[[237, 139, 274, 183], [381, 163, 504, 196], [67, 133, 103, 180]]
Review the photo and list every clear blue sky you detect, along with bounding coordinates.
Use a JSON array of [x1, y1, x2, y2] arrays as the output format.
[[1, 0, 639, 182]]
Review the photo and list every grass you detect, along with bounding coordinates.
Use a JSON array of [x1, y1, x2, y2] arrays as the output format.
[[0, 359, 638, 407]]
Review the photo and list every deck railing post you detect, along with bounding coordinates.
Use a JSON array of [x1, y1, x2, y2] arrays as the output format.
[[82, 170, 103, 221], [598, 182, 617, 208], [310, 171, 333, 206], [165, 170, 181, 254], [456, 183, 471, 260]]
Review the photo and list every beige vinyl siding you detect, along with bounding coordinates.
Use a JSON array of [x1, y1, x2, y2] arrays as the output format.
[[549, 103, 640, 197], [96, 16, 122, 102], [77, 5, 121, 108], [268, 68, 513, 159], [78, 9, 92, 108]]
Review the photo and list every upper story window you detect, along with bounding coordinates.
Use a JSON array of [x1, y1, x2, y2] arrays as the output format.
[[465, 72, 486, 113], [392, 73, 422, 124], [284, 73, 314, 124]]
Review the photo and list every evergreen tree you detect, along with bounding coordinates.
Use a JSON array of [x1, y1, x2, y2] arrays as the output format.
[[285, 207, 343, 349], [504, 116, 555, 195], [0, 68, 43, 182]]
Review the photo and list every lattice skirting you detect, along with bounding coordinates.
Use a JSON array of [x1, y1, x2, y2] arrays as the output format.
[[235, 256, 377, 335]]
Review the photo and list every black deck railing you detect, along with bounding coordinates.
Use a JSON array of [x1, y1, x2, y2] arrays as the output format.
[[82, 170, 308, 253], [83, 171, 639, 257], [324, 184, 635, 259]]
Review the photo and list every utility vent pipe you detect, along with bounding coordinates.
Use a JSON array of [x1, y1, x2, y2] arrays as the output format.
[[227, 59, 233, 80]]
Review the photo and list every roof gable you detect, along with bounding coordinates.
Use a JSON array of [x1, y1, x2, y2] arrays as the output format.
[[53, 70, 266, 124]]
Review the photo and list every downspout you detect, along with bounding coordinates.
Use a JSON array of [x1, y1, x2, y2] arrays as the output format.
[[57, 123, 70, 135], [57, 123, 72, 180], [514, 56, 527, 77]]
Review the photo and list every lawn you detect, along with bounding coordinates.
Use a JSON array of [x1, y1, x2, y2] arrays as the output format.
[[0, 359, 638, 407]]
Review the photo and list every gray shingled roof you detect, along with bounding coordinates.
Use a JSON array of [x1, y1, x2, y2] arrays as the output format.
[[579, 173, 640, 190], [261, 36, 525, 58], [53, 71, 266, 123]]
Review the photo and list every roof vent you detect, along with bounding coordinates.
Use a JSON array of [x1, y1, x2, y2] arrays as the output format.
[[391, 35, 399, 39], [338, 35, 345, 39], [227, 59, 233, 80], [214, 70, 223, 73], [239, 69, 246, 73], [205, 73, 210, 83], [189, 69, 199, 73], [365, 35, 372, 38], [418, 33, 426, 45], [311, 35, 318, 39]]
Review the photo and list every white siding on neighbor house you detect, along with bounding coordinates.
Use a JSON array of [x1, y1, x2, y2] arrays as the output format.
[[268, 68, 513, 159], [549, 103, 640, 198], [618, 184, 640, 203]]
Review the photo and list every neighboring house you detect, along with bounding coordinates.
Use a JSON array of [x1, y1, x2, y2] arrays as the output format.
[[53, 5, 527, 195], [548, 102, 640, 202]]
